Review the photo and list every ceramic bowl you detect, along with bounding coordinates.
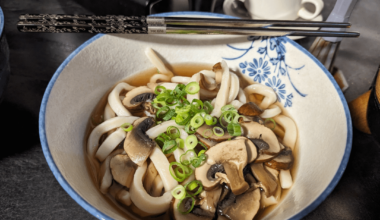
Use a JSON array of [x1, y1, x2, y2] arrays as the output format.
[[0, 7, 10, 103], [39, 12, 352, 220]]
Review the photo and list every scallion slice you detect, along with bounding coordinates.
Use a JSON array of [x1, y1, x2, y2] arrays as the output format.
[[175, 113, 192, 125], [265, 118, 277, 130], [169, 162, 187, 182], [198, 150, 206, 156], [202, 129, 213, 138], [213, 126, 224, 137], [203, 101, 214, 114], [163, 109, 176, 121], [227, 123, 242, 136], [190, 99, 204, 113], [154, 85, 166, 95], [180, 150, 197, 166], [190, 114, 204, 129], [204, 114, 217, 126], [120, 123, 133, 132], [162, 140, 178, 154], [184, 123, 196, 134], [176, 138, 185, 149], [156, 106, 170, 118], [171, 185, 186, 200], [178, 196, 195, 214], [186, 135, 198, 149], [184, 180, 203, 196], [221, 104, 237, 112], [185, 82, 200, 95]]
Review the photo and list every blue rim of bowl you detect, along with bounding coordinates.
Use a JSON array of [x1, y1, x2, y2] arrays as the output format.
[[0, 7, 4, 37], [39, 11, 352, 220]]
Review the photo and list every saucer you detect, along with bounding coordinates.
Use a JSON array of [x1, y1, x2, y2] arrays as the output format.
[[223, 0, 323, 40]]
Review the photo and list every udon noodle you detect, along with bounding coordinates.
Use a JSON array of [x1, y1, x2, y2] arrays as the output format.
[[85, 48, 298, 220]]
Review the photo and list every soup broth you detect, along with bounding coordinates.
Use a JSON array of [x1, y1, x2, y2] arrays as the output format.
[[85, 63, 299, 220]]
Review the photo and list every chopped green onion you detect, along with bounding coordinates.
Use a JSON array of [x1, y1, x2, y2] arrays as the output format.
[[152, 101, 166, 109], [171, 185, 186, 200], [190, 114, 204, 129], [174, 166, 187, 178], [156, 106, 170, 118], [158, 133, 171, 141], [233, 115, 246, 123], [219, 111, 238, 127], [180, 150, 197, 166], [185, 82, 200, 95], [155, 137, 166, 148], [227, 123, 242, 136], [176, 138, 185, 149], [198, 142, 208, 150], [171, 84, 187, 98], [178, 196, 195, 214], [181, 96, 190, 105], [120, 123, 133, 132], [169, 162, 187, 182], [202, 129, 213, 138], [186, 135, 198, 149], [175, 105, 191, 114], [162, 140, 178, 154], [221, 104, 237, 113], [213, 126, 224, 137], [175, 113, 192, 125], [265, 118, 277, 130], [184, 123, 196, 134], [165, 98, 179, 106], [204, 114, 217, 126], [163, 109, 176, 121], [190, 99, 204, 113], [203, 101, 214, 114], [184, 180, 203, 196], [198, 150, 206, 156], [154, 85, 166, 95]]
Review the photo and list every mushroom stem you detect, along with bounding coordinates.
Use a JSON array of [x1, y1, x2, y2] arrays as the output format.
[[227, 73, 240, 103], [87, 116, 139, 158], [96, 128, 126, 162], [187, 73, 201, 103], [130, 162, 173, 214], [261, 104, 282, 119], [171, 76, 191, 84], [199, 70, 216, 78], [108, 82, 136, 116], [244, 84, 277, 110], [200, 88, 218, 100], [273, 115, 297, 150], [150, 145, 178, 191], [104, 103, 116, 121], [211, 60, 231, 118], [238, 88, 247, 103], [260, 192, 278, 209], [279, 169, 293, 189]]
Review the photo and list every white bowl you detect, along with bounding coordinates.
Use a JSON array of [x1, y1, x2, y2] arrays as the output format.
[[39, 12, 352, 220]]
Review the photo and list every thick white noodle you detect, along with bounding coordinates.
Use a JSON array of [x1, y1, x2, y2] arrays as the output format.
[[200, 88, 218, 100], [210, 60, 230, 117], [151, 175, 165, 197], [238, 88, 247, 103], [199, 70, 215, 78], [211, 98, 216, 107], [130, 162, 173, 214], [108, 82, 135, 116], [96, 128, 126, 162], [244, 84, 277, 109], [99, 149, 123, 194], [104, 103, 115, 121], [229, 100, 244, 109], [279, 169, 293, 189], [273, 115, 297, 149], [187, 73, 201, 103], [227, 73, 240, 103], [171, 76, 191, 84], [146, 120, 185, 139], [145, 48, 173, 83], [87, 116, 139, 158], [159, 82, 178, 90], [261, 104, 282, 119], [150, 146, 178, 191], [117, 190, 132, 206]]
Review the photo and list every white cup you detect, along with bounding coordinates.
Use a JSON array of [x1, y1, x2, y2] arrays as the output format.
[[243, 0, 324, 20]]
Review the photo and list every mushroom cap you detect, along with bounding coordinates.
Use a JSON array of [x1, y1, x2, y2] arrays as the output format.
[[238, 102, 263, 117], [124, 117, 156, 166], [196, 124, 233, 143], [218, 188, 261, 220], [195, 139, 249, 195], [265, 146, 294, 170], [233, 136, 258, 163], [200, 73, 218, 91], [195, 134, 218, 149], [240, 121, 281, 162], [250, 163, 278, 197], [122, 86, 156, 110], [212, 62, 223, 85], [110, 154, 137, 188], [198, 186, 222, 215]]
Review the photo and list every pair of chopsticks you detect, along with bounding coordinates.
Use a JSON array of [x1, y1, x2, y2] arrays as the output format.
[[17, 14, 359, 37]]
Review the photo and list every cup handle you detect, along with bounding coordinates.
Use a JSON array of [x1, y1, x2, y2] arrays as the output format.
[[298, 0, 324, 20]]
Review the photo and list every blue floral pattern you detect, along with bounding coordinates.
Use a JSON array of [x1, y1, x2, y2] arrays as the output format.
[[223, 37, 307, 108]]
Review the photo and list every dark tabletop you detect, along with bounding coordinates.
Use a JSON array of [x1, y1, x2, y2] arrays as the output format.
[[0, 0, 380, 219]]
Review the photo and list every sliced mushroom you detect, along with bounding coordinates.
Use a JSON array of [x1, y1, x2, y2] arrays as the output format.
[[213, 62, 223, 85], [218, 188, 261, 220], [244, 173, 257, 188], [238, 102, 263, 117], [98, 149, 124, 194], [200, 73, 217, 91], [244, 138, 258, 163], [260, 192, 278, 209], [240, 121, 281, 162], [143, 161, 158, 192], [279, 169, 293, 189], [197, 186, 222, 215], [172, 198, 213, 220], [124, 117, 156, 166], [200, 88, 219, 100], [116, 190, 132, 206], [110, 154, 137, 188], [122, 86, 156, 110], [265, 146, 294, 170], [195, 139, 249, 195], [195, 134, 218, 149], [196, 124, 233, 143], [250, 163, 278, 197]]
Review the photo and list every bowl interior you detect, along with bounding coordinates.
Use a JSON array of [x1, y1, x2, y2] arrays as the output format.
[[40, 14, 352, 220]]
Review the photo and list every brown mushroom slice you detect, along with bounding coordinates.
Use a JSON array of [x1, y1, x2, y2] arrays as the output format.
[[124, 117, 156, 166], [213, 62, 223, 85], [240, 121, 281, 162], [195, 139, 249, 195], [122, 86, 156, 110], [250, 163, 278, 197], [244, 138, 258, 163], [279, 169, 293, 189], [116, 190, 132, 206], [196, 186, 222, 216], [238, 102, 263, 117], [218, 188, 261, 220], [110, 154, 137, 188], [200, 73, 217, 91], [172, 199, 213, 220], [143, 161, 158, 192], [195, 134, 218, 149], [196, 124, 233, 143], [265, 146, 294, 170]]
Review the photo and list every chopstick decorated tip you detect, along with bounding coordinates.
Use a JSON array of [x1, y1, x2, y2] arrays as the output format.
[[17, 14, 360, 38]]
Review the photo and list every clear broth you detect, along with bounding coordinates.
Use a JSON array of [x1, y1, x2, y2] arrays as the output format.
[[84, 63, 299, 220]]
